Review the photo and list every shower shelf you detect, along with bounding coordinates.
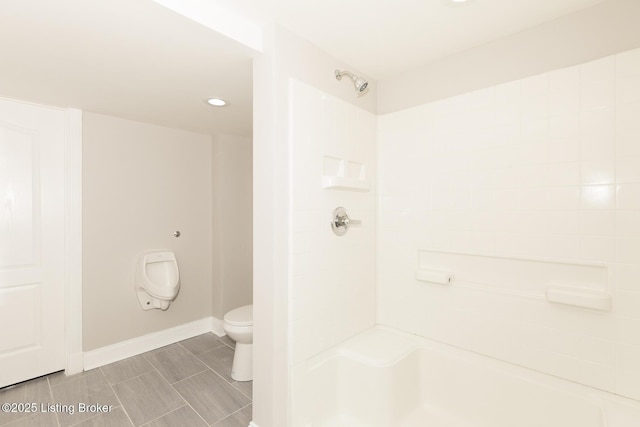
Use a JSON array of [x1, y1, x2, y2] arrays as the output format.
[[545, 286, 612, 311], [415, 269, 454, 285], [322, 176, 370, 192], [322, 156, 369, 192]]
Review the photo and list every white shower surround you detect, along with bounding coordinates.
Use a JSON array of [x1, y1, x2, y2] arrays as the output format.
[[289, 47, 640, 425], [289, 79, 377, 365], [377, 47, 640, 401], [293, 326, 640, 426]]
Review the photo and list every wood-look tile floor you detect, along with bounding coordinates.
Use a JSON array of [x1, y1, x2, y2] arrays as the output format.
[[0, 334, 252, 427]]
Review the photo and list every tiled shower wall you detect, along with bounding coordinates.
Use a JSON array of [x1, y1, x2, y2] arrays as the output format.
[[377, 48, 640, 400], [289, 80, 377, 366]]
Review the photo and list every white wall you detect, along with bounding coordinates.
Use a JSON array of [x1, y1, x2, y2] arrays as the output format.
[[82, 112, 213, 351], [253, 25, 376, 427], [212, 133, 253, 318], [379, 0, 640, 114], [288, 79, 377, 427], [377, 48, 640, 400], [289, 80, 377, 364]]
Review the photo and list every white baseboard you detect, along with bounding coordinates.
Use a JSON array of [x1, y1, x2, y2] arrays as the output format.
[[248, 422, 259, 427], [83, 316, 221, 370], [65, 352, 84, 375], [211, 316, 226, 337]]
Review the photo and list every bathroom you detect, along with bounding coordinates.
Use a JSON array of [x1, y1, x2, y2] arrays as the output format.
[[0, 1, 255, 425], [3, 0, 640, 426], [252, 0, 640, 425]]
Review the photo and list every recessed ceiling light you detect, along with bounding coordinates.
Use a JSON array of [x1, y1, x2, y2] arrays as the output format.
[[206, 97, 227, 107], [442, 0, 474, 6]]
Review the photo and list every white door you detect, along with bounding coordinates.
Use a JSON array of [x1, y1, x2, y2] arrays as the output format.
[[0, 98, 66, 388]]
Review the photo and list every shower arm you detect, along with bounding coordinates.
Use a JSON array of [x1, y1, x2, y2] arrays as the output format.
[[335, 70, 355, 81]]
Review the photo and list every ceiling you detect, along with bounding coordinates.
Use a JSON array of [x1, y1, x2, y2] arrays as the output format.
[[0, 0, 255, 136], [0, 0, 607, 136], [212, 0, 606, 80]]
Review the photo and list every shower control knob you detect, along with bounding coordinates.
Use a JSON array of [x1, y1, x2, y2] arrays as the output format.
[[334, 212, 349, 228], [331, 207, 361, 236]]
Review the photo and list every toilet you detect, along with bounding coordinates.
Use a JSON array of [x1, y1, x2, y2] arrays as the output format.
[[223, 304, 253, 381], [134, 251, 180, 311]]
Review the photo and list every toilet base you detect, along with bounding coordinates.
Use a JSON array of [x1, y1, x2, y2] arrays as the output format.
[[231, 342, 253, 381]]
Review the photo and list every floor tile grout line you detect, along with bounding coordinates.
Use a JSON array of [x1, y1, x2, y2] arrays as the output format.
[[218, 340, 236, 351], [194, 351, 237, 387], [46, 375, 62, 427], [163, 389, 213, 427], [0, 334, 241, 427], [180, 399, 211, 427], [125, 359, 190, 426], [104, 366, 158, 389], [137, 404, 188, 427], [178, 341, 230, 357], [103, 368, 136, 427], [142, 349, 183, 386], [0, 377, 60, 427], [195, 358, 235, 387], [170, 370, 252, 424], [211, 402, 252, 426], [169, 367, 212, 387], [230, 382, 252, 401], [61, 367, 127, 427], [100, 342, 210, 427], [48, 368, 101, 390], [169, 346, 251, 426], [143, 346, 211, 385], [131, 362, 214, 427]]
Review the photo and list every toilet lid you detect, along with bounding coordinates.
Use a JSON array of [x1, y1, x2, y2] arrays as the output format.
[[224, 305, 253, 326]]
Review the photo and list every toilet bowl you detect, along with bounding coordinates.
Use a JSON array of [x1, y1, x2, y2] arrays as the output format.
[[134, 251, 180, 311], [223, 304, 253, 381]]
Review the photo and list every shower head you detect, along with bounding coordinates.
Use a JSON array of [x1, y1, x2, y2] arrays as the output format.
[[335, 69, 368, 94]]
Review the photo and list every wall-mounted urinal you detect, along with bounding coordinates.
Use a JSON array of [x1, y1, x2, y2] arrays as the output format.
[[134, 251, 180, 311]]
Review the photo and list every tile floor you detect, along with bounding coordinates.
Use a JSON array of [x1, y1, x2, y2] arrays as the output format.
[[0, 334, 251, 427]]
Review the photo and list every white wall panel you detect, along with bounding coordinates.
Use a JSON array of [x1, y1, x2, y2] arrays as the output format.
[[377, 48, 640, 400]]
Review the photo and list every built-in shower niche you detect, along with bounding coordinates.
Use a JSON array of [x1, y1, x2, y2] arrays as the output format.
[[322, 155, 369, 192], [416, 249, 612, 311]]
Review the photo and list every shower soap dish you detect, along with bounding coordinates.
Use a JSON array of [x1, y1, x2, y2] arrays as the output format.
[[322, 156, 369, 192], [415, 269, 454, 285], [546, 286, 612, 311], [322, 176, 369, 191]]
